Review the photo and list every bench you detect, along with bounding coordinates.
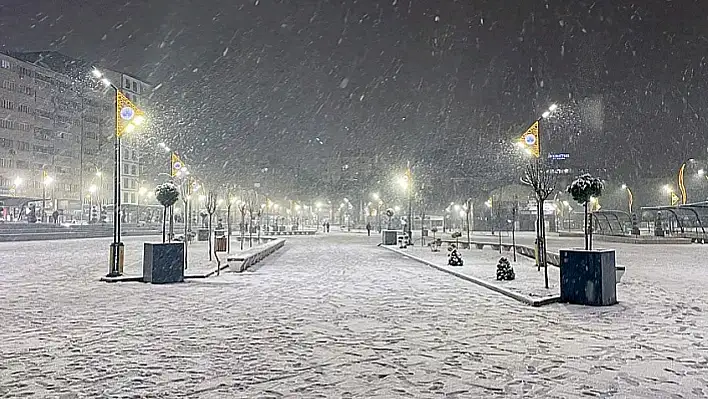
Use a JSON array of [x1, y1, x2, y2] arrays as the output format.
[[227, 238, 286, 272]]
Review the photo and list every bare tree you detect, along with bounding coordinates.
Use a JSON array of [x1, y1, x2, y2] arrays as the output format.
[[238, 200, 247, 251], [521, 160, 557, 289], [179, 178, 193, 270], [205, 191, 218, 262], [225, 185, 236, 254]]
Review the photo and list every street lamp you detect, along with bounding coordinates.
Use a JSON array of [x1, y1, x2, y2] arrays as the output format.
[[92, 67, 147, 277]]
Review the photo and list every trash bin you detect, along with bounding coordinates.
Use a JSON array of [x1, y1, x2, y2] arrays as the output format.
[[215, 235, 227, 252], [108, 242, 124, 276]]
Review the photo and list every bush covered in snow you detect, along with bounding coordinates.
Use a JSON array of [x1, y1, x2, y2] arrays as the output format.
[[496, 257, 515, 281], [448, 244, 464, 266]]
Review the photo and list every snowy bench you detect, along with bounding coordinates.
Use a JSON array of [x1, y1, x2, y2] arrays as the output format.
[[227, 238, 285, 272]]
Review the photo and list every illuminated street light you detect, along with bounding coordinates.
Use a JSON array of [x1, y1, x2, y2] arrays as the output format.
[[621, 184, 627, 190], [548, 103, 558, 112], [13, 177, 23, 187], [88, 184, 97, 194], [92, 69, 103, 78], [541, 111, 550, 119], [699, 169, 705, 177], [663, 184, 673, 194]]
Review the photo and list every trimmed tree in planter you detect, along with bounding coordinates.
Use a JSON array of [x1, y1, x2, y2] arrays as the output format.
[[496, 257, 515, 280], [385, 208, 395, 229], [561, 173, 616, 306], [155, 182, 179, 243], [451, 231, 462, 248], [567, 174, 604, 250], [448, 244, 464, 266], [144, 182, 183, 284]]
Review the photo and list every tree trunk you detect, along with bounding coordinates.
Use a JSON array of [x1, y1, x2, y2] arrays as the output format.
[[208, 214, 213, 261], [184, 200, 189, 270], [249, 213, 253, 248], [584, 202, 589, 250], [162, 206, 167, 243], [240, 212, 245, 250], [168, 206, 174, 242], [539, 199, 549, 289], [227, 205, 232, 253]]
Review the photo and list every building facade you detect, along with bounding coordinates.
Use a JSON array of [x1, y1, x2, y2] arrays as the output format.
[[0, 51, 152, 222]]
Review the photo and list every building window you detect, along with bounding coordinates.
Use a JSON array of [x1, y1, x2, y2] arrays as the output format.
[[0, 138, 13, 148], [124, 78, 131, 89], [16, 160, 29, 169], [18, 122, 31, 132], [18, 104, 31, 114], [18, 67, 32, 78], [0, 60, 11, 69], [1, 80, 16, 91], [131, 165, 137, 175], [0, 119, 16, 130], [132, 81, 137, 91], [17, 141, 31, 151], [1, 99, 15, 110], [20, 86, 34, 96], [0, 158, 13, 168]]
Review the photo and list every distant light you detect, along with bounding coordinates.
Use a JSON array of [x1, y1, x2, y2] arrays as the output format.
[[95, 171, 102, 177], [562, 200, 569, 207], [44, 176, 54, 185], [125, 123, 136, 134], [699, 169, 705, 176], [548, 103, 558, 112], [165, 147, 171, 152], [453, 204, 461, 211], [88, 184, 97, 193], [100, 78, 111, 87], [218, 199, 224, 205], [621, 184, 627, 190], [13, 177, 23, 186], [158, 142, 166, 148], [92, 69, 103, 79], [541, 111, 550, 119], [663, 184, 673, 193]]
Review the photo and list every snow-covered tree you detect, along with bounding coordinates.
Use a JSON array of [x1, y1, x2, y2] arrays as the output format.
[[567, 174, 604, 250]]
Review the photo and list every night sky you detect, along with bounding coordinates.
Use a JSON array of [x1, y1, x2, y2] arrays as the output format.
[[2, 0, 708, 195]]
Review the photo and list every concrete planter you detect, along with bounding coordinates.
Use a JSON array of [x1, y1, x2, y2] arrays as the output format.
[[381, 230, 398, 245], [560, 249, 617, 306], [143, 243, 184, 284]]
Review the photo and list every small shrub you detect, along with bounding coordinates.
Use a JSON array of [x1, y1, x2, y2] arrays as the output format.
[[448, 244, 464, 266], [496, 257, 515, 281]]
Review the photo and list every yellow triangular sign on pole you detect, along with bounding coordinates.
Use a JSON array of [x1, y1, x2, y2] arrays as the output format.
[[671, 192, 680, 206], [116, 90, 145, 137], [520, 120, 540, 158], [171, 152, 185, 177]]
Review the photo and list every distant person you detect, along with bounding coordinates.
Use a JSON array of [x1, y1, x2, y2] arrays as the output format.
[[326, 222, 330, 233], [52, 210, 59, 224], [366, 222, 372, 236]]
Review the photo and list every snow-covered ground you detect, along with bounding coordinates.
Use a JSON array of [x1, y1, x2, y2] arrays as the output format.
[[398, 244, 560, 300], [1, 233, 707, 398]]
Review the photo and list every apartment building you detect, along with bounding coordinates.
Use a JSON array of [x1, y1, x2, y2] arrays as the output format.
[[0, 51, 152, 221]]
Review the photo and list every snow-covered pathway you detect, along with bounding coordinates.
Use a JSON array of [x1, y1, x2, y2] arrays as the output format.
[[0, 234, 706, 398]]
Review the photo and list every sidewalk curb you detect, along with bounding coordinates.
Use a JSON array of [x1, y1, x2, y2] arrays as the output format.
[[100, 263, 231, 283], [381, 245, 560, 307]]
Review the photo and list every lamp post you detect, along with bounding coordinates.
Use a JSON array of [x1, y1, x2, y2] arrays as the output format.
[[41, 171, 53, 223], [92, 68, 146, 277]]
